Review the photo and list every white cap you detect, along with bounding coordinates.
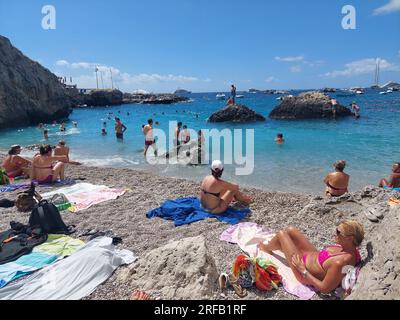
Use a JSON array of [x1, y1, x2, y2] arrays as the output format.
[[211, 160, 224, 171]]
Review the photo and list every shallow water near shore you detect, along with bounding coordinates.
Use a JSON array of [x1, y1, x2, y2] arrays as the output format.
[[1, 90, 399, 194]]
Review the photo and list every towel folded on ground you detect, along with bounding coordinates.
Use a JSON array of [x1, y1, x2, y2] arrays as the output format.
[[42, 183, 126, 212], [0, 234, 84, 288], [220, 222, 315, 300], [0, 237, 137, 300], [146, 197, 251, 226]]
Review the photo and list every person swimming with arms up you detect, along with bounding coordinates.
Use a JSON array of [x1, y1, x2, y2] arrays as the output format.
[[200, 160, 252, 214]]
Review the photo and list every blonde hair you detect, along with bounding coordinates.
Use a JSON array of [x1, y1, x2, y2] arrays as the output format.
[[334, 160, 346, 172], [339, 220, 364, 247]]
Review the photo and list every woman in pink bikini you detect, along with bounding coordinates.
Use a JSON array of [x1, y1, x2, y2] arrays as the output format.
[[258, 220, 364, 294], [31, 145, 68, 184]]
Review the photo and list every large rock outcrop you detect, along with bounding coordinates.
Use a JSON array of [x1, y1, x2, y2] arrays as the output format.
[[118, 236, 219, 300], [269, 92, 353, 119], [0, 35, 77, 129], [209, 105, 266, 123], [83, 89, 123, 107]]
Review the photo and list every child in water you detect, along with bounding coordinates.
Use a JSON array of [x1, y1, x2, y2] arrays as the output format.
[[275, 133, 285, 145], [101, 128, 107, 136]]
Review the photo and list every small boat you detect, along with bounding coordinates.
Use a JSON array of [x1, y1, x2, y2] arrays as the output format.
[[236, 95, 245, 99], [216, 93, 226, 100]]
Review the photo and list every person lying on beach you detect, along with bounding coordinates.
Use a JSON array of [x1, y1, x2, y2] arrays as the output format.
[[324, 160, 349, 197], [258, 220, 364, 294], [200, 160, 252, 214], [2, 145, 31, 178], [379, 163, 400, 189], [31, 145, 68, 184], [142, 119, 157, 157], [275, 133, 285, 145], [53, 140, 82, 165]]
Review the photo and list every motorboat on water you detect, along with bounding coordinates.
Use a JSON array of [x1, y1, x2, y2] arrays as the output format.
[[216, 93, 226, 100], [236, 94, 245, 99]]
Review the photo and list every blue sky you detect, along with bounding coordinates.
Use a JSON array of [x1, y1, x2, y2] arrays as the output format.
[[1, 0, 399, 92]]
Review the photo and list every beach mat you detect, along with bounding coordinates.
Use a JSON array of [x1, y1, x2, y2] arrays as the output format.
[[0, 234, 84, 288], [146, 197, 251, 226], [0, 179, 76, 193], [42, 183, 126, 212], [220, 222, 316, 300], [0, 237, 137, 300]]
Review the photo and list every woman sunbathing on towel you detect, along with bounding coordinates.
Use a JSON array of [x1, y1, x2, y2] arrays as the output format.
[[258, 220, 364, 294], [200, 160, 252, 214], [31, 145, 68, 184]]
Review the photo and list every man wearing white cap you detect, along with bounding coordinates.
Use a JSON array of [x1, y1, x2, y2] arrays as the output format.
[[200, 160, 252, 214]]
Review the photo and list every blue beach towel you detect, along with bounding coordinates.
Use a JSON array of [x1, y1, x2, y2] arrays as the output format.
[[146, 197, 251, 226]]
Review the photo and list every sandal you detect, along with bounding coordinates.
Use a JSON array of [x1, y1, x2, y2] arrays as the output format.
[[228, 274, 248, 298], [218, 273, 229, 291]]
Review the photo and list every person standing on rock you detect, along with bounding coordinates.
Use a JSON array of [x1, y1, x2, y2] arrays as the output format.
[[115, 117, 127, 140], [231, 84, 237, 105], [330, 98, 338, 118]]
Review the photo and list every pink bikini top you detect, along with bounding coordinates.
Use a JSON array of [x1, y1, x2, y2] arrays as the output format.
[[318, 245, 361, 270]]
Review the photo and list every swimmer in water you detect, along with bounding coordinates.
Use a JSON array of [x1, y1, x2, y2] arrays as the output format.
[[275, 133, 285, 145]]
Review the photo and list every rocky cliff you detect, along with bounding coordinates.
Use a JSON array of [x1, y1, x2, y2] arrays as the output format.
[[123, 93, 189, 104], [0, 35, 77, 129], [269, 92, 353, 119], [82, 89, 123, 107]]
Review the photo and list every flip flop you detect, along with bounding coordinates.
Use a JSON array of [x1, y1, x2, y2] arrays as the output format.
[[364, 208, 379, 222], [218, 273, 229, 291], [228, 274, 248, 298]]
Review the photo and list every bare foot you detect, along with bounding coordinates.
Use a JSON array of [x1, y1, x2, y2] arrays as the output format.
[[130, 290, 151, 300], [258, 243, 273, 254]]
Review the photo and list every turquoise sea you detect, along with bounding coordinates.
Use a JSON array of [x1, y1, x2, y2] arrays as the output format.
[[1, 90, 399, 195]]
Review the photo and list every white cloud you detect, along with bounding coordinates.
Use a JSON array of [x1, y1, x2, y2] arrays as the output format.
[[373, 0, 400, 15], [56, 60, 69, 66], [275, 56, 304, 62], [54, 59, 201, 91], [324, 58, 400, 78], [303, 60, 325, 67], [290, 66, 302, 73], [265, 76, 278, 83]]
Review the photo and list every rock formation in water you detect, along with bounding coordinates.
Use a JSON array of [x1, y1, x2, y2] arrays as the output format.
[[82, 89, 123, 107], [123, 93, 189, 104], [269, 91, 353, 119], [208, 104, 266, 123], [0, 35, 78, 129]]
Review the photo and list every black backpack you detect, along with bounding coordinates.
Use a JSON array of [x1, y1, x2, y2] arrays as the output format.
[[29, 200, 75, 235]]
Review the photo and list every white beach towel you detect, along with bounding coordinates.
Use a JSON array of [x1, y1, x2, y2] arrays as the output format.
[[220, 223, 315, 300], [0, 237, 137, 300], [42, 183, 126, 212]]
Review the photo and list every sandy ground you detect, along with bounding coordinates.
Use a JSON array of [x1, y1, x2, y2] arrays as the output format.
[[0, 159, 342, 300]]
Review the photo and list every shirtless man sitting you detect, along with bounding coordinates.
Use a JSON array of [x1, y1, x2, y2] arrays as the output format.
[[32, 145, 68, 184], [200, 160, 252, 214], [2, 145, 31, 178], [379, 163, 400, 189], [324, 160, 349, 197], [53, 140, 82, 165]]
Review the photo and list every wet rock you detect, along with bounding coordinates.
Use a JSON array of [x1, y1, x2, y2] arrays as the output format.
[[208, 105, 266, 123], [269, 91, 353, 120]]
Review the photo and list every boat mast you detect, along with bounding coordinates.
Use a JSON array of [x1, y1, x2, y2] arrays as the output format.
[[95, 66, 99, 89]]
